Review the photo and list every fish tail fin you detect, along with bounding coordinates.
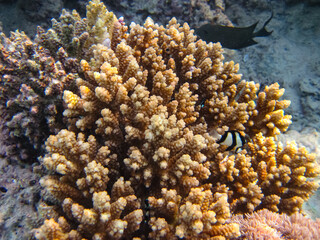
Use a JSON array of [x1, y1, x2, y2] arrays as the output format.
[[254, 12, 273, 37]]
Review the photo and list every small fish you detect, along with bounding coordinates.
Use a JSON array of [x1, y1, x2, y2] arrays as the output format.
[[195, 13, 273, 49], [217, 130, 246, 152]]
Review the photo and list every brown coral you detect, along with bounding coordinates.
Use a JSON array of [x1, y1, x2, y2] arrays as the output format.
[[4, 0, 315, 239], [0, 30, 77, 162], [38, 130, 142, 239], [248, 133, 320, 213], [148, 185, 240, 239]]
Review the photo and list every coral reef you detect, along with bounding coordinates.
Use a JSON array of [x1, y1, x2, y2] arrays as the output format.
[[0, 0, 319, 239], [0, 28, 78, 162], [0, 32, 62, 159], [231, 208, 320, 240], [224, 0, 320, 132], [247, 133, 319, 213], [0, 0, 124, 162], [31, 1, 320, 239]]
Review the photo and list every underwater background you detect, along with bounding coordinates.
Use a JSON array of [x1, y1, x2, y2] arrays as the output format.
[[0, 0, 319, 239]]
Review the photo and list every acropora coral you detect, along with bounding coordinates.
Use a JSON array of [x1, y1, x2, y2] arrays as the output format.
[[0, 23, 78, 162], [0, 0, 319, 239]]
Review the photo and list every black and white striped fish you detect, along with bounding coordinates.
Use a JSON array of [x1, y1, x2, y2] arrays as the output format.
[[217, 130, 246, 152]]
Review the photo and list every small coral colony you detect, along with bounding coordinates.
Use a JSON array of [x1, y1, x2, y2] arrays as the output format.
[[0, 0, 319, 239]]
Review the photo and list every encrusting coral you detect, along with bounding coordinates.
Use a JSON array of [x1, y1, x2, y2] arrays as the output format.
[[0, 0, 318, 239]]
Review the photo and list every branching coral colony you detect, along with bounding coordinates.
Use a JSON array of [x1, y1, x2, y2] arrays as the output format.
[[0, 0, 319, 239]]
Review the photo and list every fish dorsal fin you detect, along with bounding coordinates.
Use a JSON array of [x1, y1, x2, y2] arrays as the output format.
[[248, 21, 259, 33], [254, 12, 273, 37]]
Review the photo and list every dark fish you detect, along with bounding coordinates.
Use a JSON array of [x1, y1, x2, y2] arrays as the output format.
[[195, 13, 273, 49], [217, 130, 246, 152]]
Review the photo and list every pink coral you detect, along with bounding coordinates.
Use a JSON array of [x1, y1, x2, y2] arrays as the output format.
[[231, 209, 320, 240]]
